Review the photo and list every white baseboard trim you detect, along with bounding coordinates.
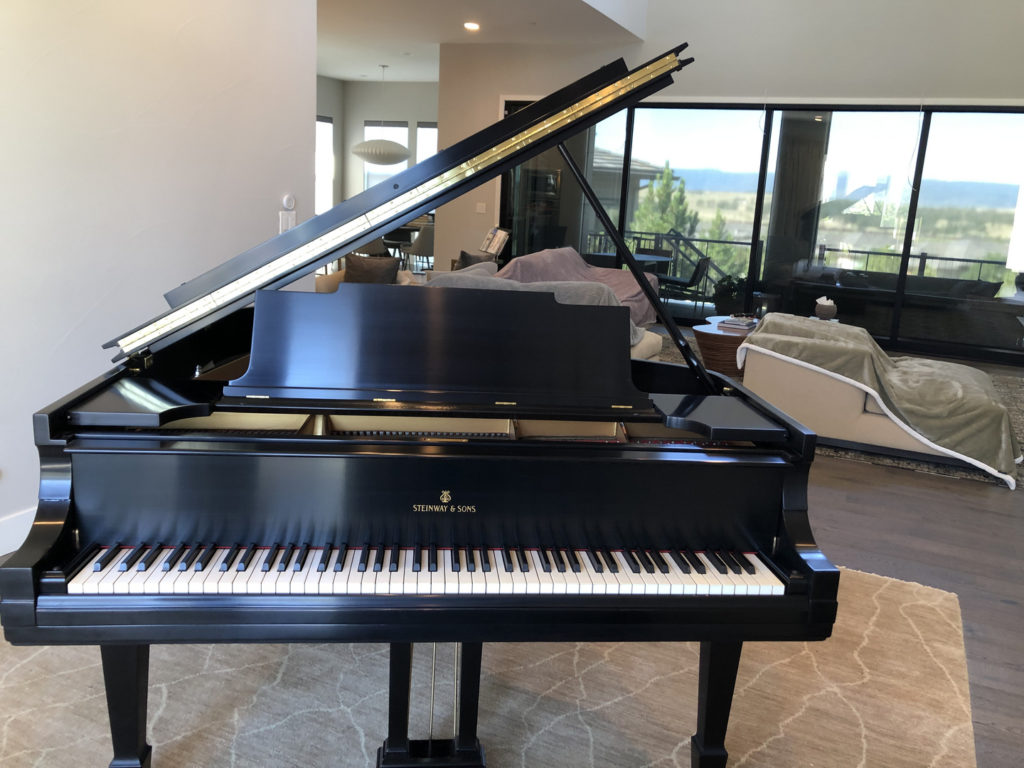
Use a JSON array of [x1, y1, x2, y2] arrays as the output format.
[[0, 506, 35, 558]]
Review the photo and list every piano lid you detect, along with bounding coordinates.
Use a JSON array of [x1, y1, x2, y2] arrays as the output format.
[[106, 45, 693, 362]]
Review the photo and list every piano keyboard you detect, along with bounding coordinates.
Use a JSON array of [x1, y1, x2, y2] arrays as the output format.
[[66, 544, 784, 597]]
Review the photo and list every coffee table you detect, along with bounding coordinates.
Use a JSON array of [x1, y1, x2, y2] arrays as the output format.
[[691, 316, 756, 378]]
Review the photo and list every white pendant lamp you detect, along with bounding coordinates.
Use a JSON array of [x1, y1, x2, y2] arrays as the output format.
[[352, 139, 410, 165], [352, 64, 411, 166]]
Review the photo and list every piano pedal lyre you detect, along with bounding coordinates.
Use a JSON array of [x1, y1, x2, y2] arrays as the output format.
[[377, 643, 486, 768]]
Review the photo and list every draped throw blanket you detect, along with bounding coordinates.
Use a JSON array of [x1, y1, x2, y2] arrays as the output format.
[[737, 313, 1022, 488]]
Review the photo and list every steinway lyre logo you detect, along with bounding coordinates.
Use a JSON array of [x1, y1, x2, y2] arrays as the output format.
[[411, 489, 476, 514]]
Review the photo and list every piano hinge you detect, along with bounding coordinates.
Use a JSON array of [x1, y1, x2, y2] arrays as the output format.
[[494, 401, 517, 406], [125, 350, 153, 373], [611, 404, 633, 410]]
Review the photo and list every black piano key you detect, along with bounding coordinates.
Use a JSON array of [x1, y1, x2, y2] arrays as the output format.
[[388, 544, 400, 572], [478, 548, 492, 573], [428, 544, 438, 573], [466, 547, 477, 573], [516, 546, 530, 573], [95, 544, 123, 572], [294, 543, 311, 572], [538, 548, 553, 573], [277, 544, 296, 572], [221, 544, 242, 572], [622, 549, 642, 574], [138, 544, 164, 572], [650, 550, 670, 574], [552, 549, 567, 573], [163, 543, 188, 571], [733, 551, 757, 575], [262, 544, 281, 572], [668, 549, 691, 574], [450, 547, 461, 573], [634, 549, 655, 574], [119, 544, 147, 572], [334, 544, 349, 572], [357, 546, 370, 573], [63, 544, 101, 579], [585, 548, 603, 573], [719, 551, 743, 575], [372, 545, 385, 573], [317, 543, 333, 572], [566, 548, 582, 573], [706, 551, 729, 575], [196, 544, 218, 572], [500, 546, 514, 573], [601, 548, 619, 574], [681, 549, 706, 574], [411, 546, 422, 573], [238, 543, 258, 572], [181, 544, 203, 572]]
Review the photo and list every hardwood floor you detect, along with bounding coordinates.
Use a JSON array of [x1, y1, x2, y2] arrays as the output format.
[[807, 454, 1023, 768]]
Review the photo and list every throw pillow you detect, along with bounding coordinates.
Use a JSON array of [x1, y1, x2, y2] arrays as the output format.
[[345, 254, 400, 284], [456, 250, 496, 271]]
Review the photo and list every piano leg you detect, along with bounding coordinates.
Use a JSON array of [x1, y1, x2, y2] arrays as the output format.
[[690, 641, 742, 768], [100, 644, 152, 768], [377, 642, 486, 767]]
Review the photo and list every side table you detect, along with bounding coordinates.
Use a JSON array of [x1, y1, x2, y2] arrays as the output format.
[[691, 317, 755, 378]]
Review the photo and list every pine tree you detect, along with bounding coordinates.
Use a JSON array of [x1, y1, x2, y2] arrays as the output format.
[[629, 162, 699, 236]]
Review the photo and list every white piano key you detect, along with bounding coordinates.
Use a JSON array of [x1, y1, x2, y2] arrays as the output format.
[[469, 549, 487, 595], [521, 550, 541, 595], [441, 550, 459, 595], [614, 551, 641, 595], [200, 549, 232, 594], [594, 551, 621, 595], [317, 549, 342, 594], [481, 550, 499, 595], [575, 550, 606, 595], [68, 550, 110, 595], [748, 552, 785, 596], [455, 549, 472, 595], [97, 549, 134, 593], [259, 549, 287, 594], [528, 550, 554, 595], [138, 549, 175, 594], [660, 550, 697, 595], [694, 553, 726, 595]]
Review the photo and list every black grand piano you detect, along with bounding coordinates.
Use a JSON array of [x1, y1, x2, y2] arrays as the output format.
[[0, 46, 838, 768]]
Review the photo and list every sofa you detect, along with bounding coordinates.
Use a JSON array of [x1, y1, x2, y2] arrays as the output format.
[[495, 246, 660, 327], [737, 313, 1021, 488], [428, 261, 663, 360]]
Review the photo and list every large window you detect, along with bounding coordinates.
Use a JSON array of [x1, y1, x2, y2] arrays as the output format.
[[501, 103, 1024, 362], [314, 117, 334, 215], [761, 110, 923, 337], [362, 121, 409, 189]]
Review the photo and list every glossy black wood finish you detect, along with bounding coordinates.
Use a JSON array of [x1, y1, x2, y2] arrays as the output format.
[[226, 286, 650, 411], [0, 42, 838, 767]]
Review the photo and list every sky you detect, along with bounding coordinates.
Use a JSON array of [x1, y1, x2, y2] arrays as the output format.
[[597, 107, 1024, 188]]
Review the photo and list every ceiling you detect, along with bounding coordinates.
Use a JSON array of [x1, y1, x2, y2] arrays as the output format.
[[317, 0, 644, 82]]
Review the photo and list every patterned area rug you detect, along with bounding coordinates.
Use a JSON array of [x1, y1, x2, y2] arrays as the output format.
[[0, 570, 973, 767], [660, 336, 1024, 489]]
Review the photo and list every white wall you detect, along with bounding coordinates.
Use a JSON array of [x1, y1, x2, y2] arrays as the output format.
[[434, 0, 1024, 263], [0, 1, 316, 554]]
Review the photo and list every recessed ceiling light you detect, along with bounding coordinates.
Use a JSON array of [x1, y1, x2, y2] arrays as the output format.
[[464, 21, 480, 32]]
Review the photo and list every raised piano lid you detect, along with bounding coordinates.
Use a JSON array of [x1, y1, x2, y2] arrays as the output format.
[[104, 45, 694, 363]]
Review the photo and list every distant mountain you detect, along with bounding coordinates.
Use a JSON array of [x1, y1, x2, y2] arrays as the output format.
[[915, 180, 1019, 209], [672, 168, 1019, 209]]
